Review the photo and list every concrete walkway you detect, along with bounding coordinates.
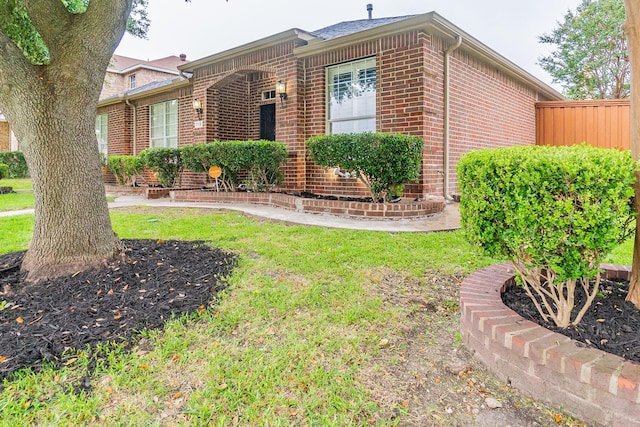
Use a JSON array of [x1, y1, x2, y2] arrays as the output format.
[[1, 194, 460, 233]]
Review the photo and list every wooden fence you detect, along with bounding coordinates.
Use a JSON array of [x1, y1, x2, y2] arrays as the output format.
[[536, 99, 630, 150]]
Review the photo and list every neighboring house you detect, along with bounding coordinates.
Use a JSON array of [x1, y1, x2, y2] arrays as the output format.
[[0, 112, 18, 152], [97, 10, 563, 198], [100, 54, 189, 100]]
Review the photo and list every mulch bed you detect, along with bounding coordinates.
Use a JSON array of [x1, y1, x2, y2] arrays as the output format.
[[503, 278, 640, 363], [0, 239, 237, 383]]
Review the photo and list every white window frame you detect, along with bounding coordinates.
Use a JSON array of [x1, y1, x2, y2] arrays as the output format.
[[95, 113, 108, 157], [149, 100, 178, 148], [129, 74, 136, 89], [326, 57, 377, 134]]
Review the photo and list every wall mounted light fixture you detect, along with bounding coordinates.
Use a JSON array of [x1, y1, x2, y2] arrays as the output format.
[[276, 80, 287, 102], [192, 98, 203, 119]]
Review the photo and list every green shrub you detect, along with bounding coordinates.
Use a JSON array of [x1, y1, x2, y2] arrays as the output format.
[[306, 132, 423, 202], [458, 144, 636, 328], [139, 148, 183, 188], [0, 151, 28, 178], [107, 155, 143, 186], [0, 163, 9, 180], [181, 140, 287, 192]]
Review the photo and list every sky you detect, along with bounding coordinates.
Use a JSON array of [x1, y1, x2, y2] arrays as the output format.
[[115, 0, 583, 90]]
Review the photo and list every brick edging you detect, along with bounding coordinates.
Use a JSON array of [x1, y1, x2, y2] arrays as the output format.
[[459, 263, 640, 427], [170, 189, 445, 220]]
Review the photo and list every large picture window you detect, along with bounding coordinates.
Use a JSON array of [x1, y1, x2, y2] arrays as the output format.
[[327, 57, 376, 134], [95, 113, 108, 156], [150, 100, 178, 148]]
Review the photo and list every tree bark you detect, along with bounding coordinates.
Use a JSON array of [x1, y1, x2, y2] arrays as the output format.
[[623, 0, 640, 307], [0, 0, 133, 282]]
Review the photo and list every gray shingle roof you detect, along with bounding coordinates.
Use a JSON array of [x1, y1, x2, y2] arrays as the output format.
[[311, 15, 416, 40]]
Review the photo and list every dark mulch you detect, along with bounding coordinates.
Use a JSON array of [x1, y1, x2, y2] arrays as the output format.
[[0, 239, 237, 383], [503, 278, 640, 363], [298, 191, 377, 203]]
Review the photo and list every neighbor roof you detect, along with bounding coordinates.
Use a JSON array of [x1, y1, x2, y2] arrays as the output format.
[[311, 15, 416, 40], [108, 54, 188, 75]]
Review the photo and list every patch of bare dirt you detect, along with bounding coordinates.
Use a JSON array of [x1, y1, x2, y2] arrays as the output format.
[[360, 269, 586, 427]]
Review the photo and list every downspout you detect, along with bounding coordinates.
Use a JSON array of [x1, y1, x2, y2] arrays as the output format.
[[443, 35, 462, 201], [125, 97, 137, 155]]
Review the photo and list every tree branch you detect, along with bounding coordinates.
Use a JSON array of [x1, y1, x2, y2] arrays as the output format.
[[0, 30, 39, 113], [73, 0, 133, 60], [22, 0, 72, 49]]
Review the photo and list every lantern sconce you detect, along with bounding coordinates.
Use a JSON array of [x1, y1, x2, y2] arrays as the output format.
[[276, 80, 287, 102], [192, 98, 203, 119]]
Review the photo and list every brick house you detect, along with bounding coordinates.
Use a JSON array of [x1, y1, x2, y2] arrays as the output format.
[[0, 112, 19, 152], [97, 11, 563, 198]]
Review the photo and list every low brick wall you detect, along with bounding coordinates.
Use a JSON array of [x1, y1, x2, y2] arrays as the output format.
[[171, 190, 445, 220], [460, 263, 640, 427], [104, 185, 145, 196]]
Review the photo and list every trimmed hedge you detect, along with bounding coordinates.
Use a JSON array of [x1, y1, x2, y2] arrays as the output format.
[[306, 132, 423, 202], [458, 144, 636, 327], [139, 148, 183, 188], [0, 163, 9, 180], [0, 151, 28, 178], [107, 155, 143, 186], [181, 140, 287, 192]]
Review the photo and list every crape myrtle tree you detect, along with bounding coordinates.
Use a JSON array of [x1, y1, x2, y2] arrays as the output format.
[[623, 0, 640, 307], [0, 0, 155, 282], [539, 0, 630, 99]]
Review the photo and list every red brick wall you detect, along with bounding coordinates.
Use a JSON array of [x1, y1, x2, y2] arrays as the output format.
[[303, 31, 435, 198], [303, 30, 539, 198], [0, 122, 10, 152], [97, 103, 132, 156], [446, 49, 537, 194], [190, 40, 307, 192]]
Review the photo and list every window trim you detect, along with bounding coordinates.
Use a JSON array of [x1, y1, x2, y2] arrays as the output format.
[[325, 57, 377, 134], [149, 99, 178, 149], [95, 113, 108, 157], [129, 74, 136, 89]]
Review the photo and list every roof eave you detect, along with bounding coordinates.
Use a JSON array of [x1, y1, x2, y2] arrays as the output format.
[[178, 28, 319, 72], [107, 64, 182, 75], [97, 78, 191, 108]]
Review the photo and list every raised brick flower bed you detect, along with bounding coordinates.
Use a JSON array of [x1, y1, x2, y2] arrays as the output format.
[[460, 263, 640, 427], [170, 189, 445, 220]]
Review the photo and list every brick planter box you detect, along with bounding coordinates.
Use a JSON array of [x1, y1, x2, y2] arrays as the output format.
[[460, 263, 640, 427], [171, 189, 445, 220]]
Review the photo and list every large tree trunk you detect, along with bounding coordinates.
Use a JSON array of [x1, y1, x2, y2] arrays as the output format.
[[16, 92, 122, 282], [0, 1, 133, 283], [623, 0, 640, 307]]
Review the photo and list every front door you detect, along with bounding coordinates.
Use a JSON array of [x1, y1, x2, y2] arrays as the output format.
[[260, 104, 276, 141]]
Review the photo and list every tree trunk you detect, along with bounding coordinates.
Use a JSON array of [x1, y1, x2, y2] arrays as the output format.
[[16, 92, 122, 282], [623, 0, 640, 307], [0, 1, 133, 283]]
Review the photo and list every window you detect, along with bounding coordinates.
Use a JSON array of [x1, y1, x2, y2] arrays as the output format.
[[262, 90, 276, 100], [95, 113, 108, 157], [150, 100, 178, 148], [327, 57, 376, 134], [129, 74, 136, 89]]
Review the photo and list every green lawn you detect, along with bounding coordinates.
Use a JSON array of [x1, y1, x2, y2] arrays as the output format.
[[0, 207, 632, 426], [0, 192, 34, 211], [0, 178, 32, 190]]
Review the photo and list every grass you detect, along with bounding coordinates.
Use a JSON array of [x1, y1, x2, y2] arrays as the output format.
[[0, 208, 499, 425], [0, 207, 633, 426], [0, 178, 112, 211], [0, 178, 32, 190], [0, 192, 34, 211]]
